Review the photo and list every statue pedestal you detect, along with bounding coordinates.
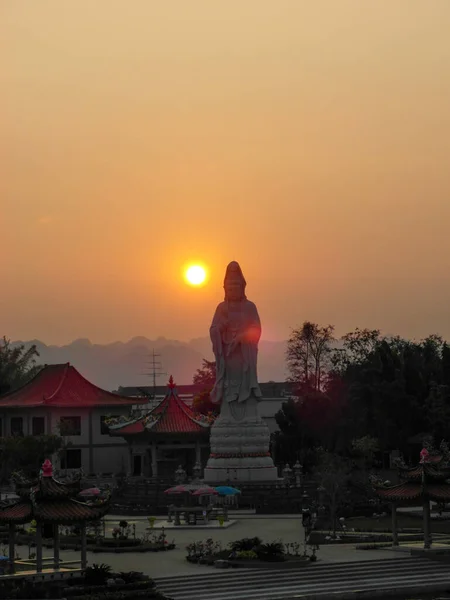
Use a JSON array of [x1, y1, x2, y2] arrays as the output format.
[[203, 415, 278, 484]]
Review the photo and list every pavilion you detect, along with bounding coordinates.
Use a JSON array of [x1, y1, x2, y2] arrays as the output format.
[[107, 376, 213, 478], [373, 447, 450, 549], [0, 459, 110, 575]]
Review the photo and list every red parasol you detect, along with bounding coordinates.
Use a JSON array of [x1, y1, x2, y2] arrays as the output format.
[[164, 485, 197, 495], [192, 487, 218, 496], [79, 487, 101, 497]]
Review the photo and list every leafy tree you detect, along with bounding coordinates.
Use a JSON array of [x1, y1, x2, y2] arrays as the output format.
[[193, 359, 216, 388], [424, 383, 450, 444], [0, 338, 41, 395], [314, 449, 351, 537], [286, 322, 335, 391], [192, 359, 218, 416], [351, 435, 379, 470], [273, 386, 345, 468], [442, 343, 450, 387], [0, 434, 63, 483], [192, 389, 219, 416], [330, 328, 381, 374]]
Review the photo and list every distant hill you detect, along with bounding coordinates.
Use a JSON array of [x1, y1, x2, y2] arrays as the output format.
[[12, 337, 288, 391]]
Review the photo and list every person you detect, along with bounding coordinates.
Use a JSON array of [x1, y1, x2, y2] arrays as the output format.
[[209, 261, 262, 422]]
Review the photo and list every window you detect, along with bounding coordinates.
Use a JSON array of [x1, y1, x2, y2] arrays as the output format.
[[59, 416, 81, 436], [10, 417, 23, 436], [32, 417, 45, 436], [100, 415, 119, 435], [61, 449, 82, 469]]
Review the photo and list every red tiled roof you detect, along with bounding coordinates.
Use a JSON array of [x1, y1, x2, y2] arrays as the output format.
[[110, 377, 211, 435], [32, 476, 81, 499], [0, 502, 32, 523], [0, 363, 147, 408], [399, 464, 450, 482], [110, 419, 146, 435], [150, 386, 206, 434], [427, 484, 450, 501], [375, 483, 423, 501], [375, 482, 450, 502], [33, 499, 110, 523], [0, 498, 109, 524]]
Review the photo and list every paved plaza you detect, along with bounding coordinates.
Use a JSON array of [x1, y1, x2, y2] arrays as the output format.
[[12, 515, 405, 578]]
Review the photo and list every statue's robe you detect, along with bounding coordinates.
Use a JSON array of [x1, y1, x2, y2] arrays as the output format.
[[210, 299, 262, 412]]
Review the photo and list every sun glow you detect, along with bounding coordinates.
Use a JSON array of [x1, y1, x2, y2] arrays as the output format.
[[185, 264, 207, 286]]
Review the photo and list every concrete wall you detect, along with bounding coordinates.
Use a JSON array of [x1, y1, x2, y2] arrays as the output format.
[[0, 405, 132, 475]]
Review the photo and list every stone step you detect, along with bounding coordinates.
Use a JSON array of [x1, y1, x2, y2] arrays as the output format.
[[153, 557, 450, 600]]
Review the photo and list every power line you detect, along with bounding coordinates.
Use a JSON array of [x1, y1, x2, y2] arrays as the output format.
[[143, 349, 167, 399]]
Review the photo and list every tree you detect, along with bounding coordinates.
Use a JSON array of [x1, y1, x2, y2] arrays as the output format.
[[286, 322, 335, 391], [0, 338, 41, 395], [193, 360, 216, 388], [0, 434, 63, 483], [192, 359, 218, 416], [273, 385, 346, 468], [192, 389, 219, 416], [314, 449, 351, 537], [425, 383, 450, 444], [351, 435, 379, 470], [330, 328, 381, 374]]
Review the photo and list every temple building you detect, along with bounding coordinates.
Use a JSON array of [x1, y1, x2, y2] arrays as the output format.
[[117, 381, 295, 434], [0, 364, 146, 475], [107, 376, 213, 478], [373, 447, 450, 549]]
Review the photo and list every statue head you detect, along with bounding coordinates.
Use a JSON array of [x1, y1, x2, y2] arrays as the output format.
[[224, 261, 247, 301]]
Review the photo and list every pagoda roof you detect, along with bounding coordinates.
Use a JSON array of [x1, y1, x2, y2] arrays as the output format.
[[373, 449, 450, 502], [109, 376, 213, 436], [12, 471, 82, 499], [398, 462, 450, 482], [0, 363, 147, 408], [0, 460, 110, 524], [374, 482, 450, 502]]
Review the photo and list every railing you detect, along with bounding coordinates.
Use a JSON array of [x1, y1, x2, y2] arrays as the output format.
[[14, 557, 82, 571]]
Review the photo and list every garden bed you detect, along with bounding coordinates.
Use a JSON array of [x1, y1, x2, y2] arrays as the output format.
[[0, 567, 172, 600], [309, 531, 425, 545], [91, 542, 175, 553], [217, 556, 313, 569], [185, 537, 318, 569], [7, 534, 175, 554]]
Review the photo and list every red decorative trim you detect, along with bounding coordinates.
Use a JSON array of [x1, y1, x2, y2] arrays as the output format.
[[210, 452, 270, 459]]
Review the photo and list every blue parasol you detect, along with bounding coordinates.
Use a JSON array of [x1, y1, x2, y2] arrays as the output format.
[[215, 486, 241, 496]]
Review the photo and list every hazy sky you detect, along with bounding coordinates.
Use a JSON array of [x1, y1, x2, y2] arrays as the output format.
[[2, 1, 450, 345]]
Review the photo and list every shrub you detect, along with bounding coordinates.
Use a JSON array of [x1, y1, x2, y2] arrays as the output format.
[[115, 571, 147, 584], [256, 541, 285, 562], [84, 562, 112, 585], [229, 537, 262, 552], [236, 550, 258, 560]]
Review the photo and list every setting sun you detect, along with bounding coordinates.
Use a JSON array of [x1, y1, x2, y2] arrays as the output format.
[[185, 265, 207, 286]]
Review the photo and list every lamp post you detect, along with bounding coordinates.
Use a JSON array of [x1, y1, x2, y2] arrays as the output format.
[[301, 491, 311, 556]]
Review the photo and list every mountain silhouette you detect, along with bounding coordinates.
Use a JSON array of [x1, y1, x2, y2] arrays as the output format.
[[12, 337, 288, 391]]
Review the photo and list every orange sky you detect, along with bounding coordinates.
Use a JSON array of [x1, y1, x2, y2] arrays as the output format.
[[2, 1, 450, 345]]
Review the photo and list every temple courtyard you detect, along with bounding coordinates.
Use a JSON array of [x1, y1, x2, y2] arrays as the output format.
[[11, 514, 407, 577]]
